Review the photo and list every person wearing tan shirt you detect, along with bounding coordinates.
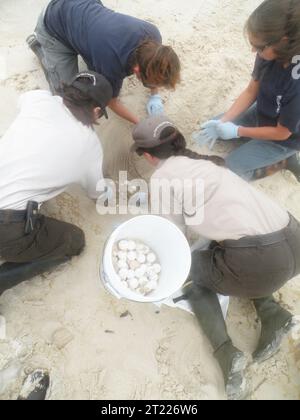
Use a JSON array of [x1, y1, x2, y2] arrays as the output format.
[[132, 115, 300, 400]]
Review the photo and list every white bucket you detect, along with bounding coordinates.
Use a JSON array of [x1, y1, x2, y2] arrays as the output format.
[[101, 215, 192, 303]]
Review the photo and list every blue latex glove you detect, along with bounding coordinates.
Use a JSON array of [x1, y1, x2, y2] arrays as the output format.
[[192, 120, 219, 150], [147, 94, 164, 115], [216, 121, 240, 140]]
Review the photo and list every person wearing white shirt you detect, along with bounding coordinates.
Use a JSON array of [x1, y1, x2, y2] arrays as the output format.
[[0, 71, 113, 296], [132, 115, 300, 400]]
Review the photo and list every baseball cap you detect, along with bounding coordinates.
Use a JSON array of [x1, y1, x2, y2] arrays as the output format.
[[70, 71, 113, 119], [132, 115, 177, 151]]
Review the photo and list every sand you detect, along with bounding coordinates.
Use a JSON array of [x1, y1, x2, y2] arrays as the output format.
[[0, 0, 300, 400]]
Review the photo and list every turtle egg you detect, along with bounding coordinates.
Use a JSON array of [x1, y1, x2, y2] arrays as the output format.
[[137, 253, 146, 264], [118, 268, 129, 280], [127, 251, 137, 261], [135, 266, 146, 278], [121, 281, 129, 288], [129, 260, 140, 270], [117, 260, 128, 269], [117, 251, 127, 261], [128, 277, 139, 290], [152, 264, 161, 274], [126, 269, 135, 279], [138, 276, 148, 286], [147, 253, 156, 263], [118, 240, 129, 251], [127, 240, 136, 251], [146, 266, 155, 275], [144, 280, 157, 293], [149, 273, 159, 282]]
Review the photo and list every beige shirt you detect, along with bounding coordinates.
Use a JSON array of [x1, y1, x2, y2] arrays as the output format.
[[150, 156, 289, 241]]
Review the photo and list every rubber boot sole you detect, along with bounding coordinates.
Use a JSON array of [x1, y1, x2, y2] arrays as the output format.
[[253, 317, 297, 364]]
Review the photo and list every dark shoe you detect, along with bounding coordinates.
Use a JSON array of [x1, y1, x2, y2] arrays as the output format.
[[214, 341, 248, 400], [253, 297, 294, 363], [286, 153, 300, 182], [18, 370, 50, 400]]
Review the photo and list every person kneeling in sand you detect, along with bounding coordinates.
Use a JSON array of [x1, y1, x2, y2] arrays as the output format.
[[0, 71, 112, 296], [131, 115, 300, 399], [195, 0, 300, 182], [27, 0, 181, 124]]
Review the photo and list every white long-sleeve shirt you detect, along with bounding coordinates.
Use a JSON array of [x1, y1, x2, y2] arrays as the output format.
[[151, 156, 289, 241], [0, 90, 103, 210]]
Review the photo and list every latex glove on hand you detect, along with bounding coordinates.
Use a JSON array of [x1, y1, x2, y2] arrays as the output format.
[[192, 120, 219, 150], [216, 121, 240, 140], [147, 94, 164, 115]]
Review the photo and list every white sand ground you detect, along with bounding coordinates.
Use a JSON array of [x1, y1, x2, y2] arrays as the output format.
[[0, 0, 300, 400]]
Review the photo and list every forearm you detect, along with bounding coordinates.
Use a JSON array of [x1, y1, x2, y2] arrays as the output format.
[[108, 98, 139, 124], [221, 89, 257, 123], [238, 125, 291, 141]]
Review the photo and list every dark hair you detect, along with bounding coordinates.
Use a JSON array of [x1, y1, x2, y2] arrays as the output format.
[[136, 126, 225, 167], [61, 77, 99, 127], [133, 40, 181, 89], [246, 0, 300, 62]]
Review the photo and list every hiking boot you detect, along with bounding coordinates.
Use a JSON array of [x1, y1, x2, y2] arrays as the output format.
[[253, 297, 294, 363], [214, 341, 248, 400]]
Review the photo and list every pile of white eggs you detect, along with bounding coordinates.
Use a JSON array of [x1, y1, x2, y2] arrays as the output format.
[[113, 239, 161, 296]]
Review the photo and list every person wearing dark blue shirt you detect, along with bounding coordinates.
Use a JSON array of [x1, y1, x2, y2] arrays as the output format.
[[26, 0, 181, 124], [195, 0, 300, 182]]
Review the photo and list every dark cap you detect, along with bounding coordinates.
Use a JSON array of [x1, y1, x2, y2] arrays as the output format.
[[132, 115, 177, 150], [70, 71, 113, 119]]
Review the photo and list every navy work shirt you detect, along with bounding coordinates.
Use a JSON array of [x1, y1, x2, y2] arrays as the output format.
[[44, 0, 162, 97], [252, 54, 300, 150]]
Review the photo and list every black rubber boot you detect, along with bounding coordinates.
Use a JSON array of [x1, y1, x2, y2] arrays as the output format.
[[253, 296, 294, 363], [188, 285, 248, 399], [18, 370, 50, 400], [214, 341, 248, 400], [286, 153, 300, 182], [0, 257, 70, 296]]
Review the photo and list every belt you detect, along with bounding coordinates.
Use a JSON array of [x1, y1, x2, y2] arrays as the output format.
[[0, 209, 27, 224], [0, 201, 39, 235], [221, 214, 299, 249]]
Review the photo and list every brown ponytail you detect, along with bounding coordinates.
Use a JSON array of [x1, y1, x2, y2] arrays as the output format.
[[179, 149, 225, 167], [136, 126, 225, 167]]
